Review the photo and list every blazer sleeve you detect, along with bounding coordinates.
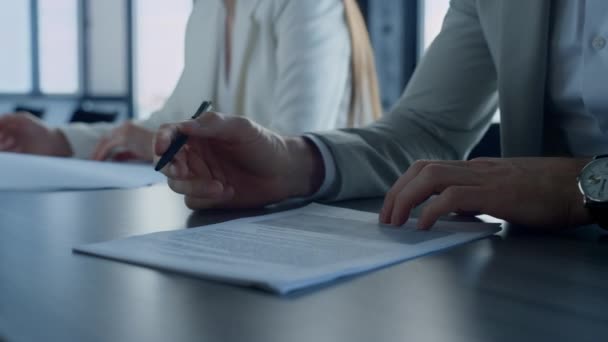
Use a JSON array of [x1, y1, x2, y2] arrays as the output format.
[[267, 0, 351, 134], [312, 0, 499, 201]]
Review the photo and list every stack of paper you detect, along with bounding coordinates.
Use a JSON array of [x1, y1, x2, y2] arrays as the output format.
[[0, 152, 166, 191], [75, 204, 501, 294]]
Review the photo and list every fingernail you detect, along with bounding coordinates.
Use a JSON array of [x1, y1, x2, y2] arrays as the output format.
[[209, 181, 224, 195]]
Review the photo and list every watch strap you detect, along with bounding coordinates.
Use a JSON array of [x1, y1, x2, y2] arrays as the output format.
[[587, 201, 608, 229], [584, 155, 608, 229]]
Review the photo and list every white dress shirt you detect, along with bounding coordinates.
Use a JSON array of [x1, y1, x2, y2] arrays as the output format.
[[61, 0, 353, 159], [548, 0, 608, 156], [313, 0, 608, 197]]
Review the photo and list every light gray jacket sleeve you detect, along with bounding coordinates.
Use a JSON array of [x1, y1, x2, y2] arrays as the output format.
[[311, 0, 499, 201]]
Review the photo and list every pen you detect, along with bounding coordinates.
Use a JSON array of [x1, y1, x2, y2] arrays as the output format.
[[154, 100, 213, 172]]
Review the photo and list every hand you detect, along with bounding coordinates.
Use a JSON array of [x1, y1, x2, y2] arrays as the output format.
[[0, 112, 72, 156], [380, 158, 593, 229], [92, 121, 155, 161], [154, 112, 324, 209]]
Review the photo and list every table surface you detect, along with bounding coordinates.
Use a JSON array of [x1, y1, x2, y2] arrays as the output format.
[[1, 185, 608, 342]]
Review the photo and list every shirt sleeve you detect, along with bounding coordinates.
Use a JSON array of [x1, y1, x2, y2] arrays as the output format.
[[303, 134, 338, 199]]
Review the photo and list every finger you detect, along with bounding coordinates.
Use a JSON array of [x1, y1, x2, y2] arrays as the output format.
[[468, 157, 500, 167], [184, 140, 219, 182], [112, 151, 138, 161], [381, 160, 469, 224], [168, 178, 225, 198], [0, 136, 17, 151], [387, 164, 480, 226], [179, 112, 258, 143], [183, 187, 236, 210], [160, 145, 199, 180], [417, 186, 486, 229], [381, 160, 430, 223], [92, 136, 124, 161], [162, 150, 189, 179], [0, 126, 16, 141], [201, 142, 226, 184], [0, 114, 15, 126], [154, 124, 180, 156], [0, 132, 8, 146], [91, 136, 109, 161], [177, 113, 222, 137]]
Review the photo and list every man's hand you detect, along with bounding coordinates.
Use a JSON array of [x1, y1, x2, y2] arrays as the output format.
[[0, 112, 72, 157], [154, 112, 324, 209], [380, 158, 593, 229], [92, 121, 155, 161]]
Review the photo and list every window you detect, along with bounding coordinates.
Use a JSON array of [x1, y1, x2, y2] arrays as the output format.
[[0, 1, 32, 93], [134, 0, 192, 119], [0, 0, 79, 95], [420, 0, 451, 54], [38, 0, 79, 94], [87, 0, 128, 96], [0, 0, 192, 120], [419, 0, 499, 123]]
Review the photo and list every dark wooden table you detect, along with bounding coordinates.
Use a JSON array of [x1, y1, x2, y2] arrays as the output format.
[[1, 185, 608, 342]]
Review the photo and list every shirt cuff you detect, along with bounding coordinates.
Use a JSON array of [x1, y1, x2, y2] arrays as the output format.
[[303, 134, 337, 199], [60, 123, 114, 159]]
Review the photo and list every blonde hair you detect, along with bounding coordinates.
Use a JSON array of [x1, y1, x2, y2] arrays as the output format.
[[343, 0, 383, 127]]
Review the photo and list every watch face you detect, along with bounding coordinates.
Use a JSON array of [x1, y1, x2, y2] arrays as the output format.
[[579, 158, 608, 202]]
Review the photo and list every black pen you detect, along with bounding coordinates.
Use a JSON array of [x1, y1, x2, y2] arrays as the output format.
[[154, 100, 213, 172]]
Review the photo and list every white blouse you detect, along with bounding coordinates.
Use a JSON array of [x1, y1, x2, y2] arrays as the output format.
[[62, 0, 353, 158]]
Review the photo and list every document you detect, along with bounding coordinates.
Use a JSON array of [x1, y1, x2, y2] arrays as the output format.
[[0, 152, 166, 191], [75, 204, 501, 294]]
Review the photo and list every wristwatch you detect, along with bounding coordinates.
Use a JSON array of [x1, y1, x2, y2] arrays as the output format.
[[578, 155, 608, 229]]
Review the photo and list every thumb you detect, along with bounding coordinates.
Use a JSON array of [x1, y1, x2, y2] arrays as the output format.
[[178, 112, 259, 143]]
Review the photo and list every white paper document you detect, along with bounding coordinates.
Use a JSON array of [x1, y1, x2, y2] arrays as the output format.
[[75, 204, 501, 294], [0, 152, 166, 191]]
